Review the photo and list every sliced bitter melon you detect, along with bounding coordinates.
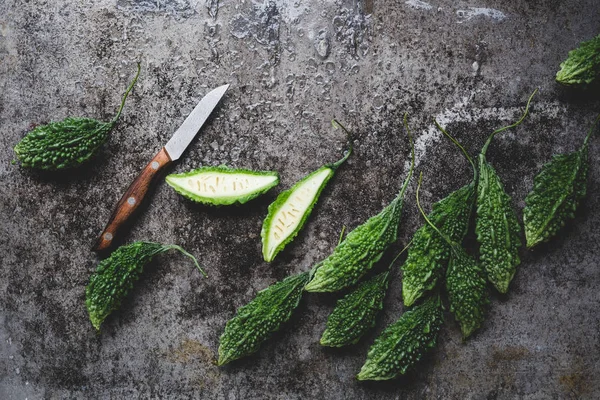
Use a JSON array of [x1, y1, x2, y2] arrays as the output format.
[[165, 165, 279, 206], [261, 121, 352, 262]]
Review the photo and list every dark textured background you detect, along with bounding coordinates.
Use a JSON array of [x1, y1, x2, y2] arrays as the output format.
[[1, 1, 599, 398]]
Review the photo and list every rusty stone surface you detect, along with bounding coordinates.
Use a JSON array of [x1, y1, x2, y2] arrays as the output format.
[[1, 0, 599, 398]]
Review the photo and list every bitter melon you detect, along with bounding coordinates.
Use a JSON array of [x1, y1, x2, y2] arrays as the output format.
[[523, 115, 598, 247], [166, 166, 279, 206], [261, 121, 352, 262], [85, 241, 204, 331], [14, 64, 140, 170], [357, 295, 443, 381], [218, 271, 310, 365]]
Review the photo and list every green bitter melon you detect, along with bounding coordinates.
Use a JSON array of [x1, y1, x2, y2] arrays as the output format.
[[85, 241, 204, 331], [416, 173, 487, 339], [357, 294, 443, 381], [401, 121, 476, 306], [523, 115, 599, 248], [476, 90, 536, 293], [14, 64, 140, 170], [218, 271, 310, 365]]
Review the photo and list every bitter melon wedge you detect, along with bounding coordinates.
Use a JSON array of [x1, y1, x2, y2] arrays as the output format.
[[166, 166, 279, 206], [261, 121, 352, 262]]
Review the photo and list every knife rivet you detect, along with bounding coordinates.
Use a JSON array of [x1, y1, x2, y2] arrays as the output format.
[[104, 233, 113, 241], [127, 197, 136, 206], [151, 161, 159, 170]]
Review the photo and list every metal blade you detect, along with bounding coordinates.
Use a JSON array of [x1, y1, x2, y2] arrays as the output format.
[[164, 84, 229, 161]]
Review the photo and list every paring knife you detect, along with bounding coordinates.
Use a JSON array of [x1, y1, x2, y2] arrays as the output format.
[[93, 84, 230, 252]]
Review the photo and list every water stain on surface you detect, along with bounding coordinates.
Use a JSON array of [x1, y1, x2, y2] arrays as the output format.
[[167, 338, 215, 364], [487, 345, 530, 369]]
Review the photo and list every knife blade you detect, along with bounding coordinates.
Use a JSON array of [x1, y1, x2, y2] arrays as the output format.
[[93, 84, 230, 252]]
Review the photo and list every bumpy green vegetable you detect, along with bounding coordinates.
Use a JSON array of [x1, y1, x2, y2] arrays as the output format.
[[218, 271, 310, 365], [416, 174, 487, 339], [401, 122, 476, 307], [523, 116, 599, 248], [446, 247, 488, 338], [320, 271, 390, 347], [261, 121, 352, 262], [85, 241, 204, 331], [305, 115, 415, 293], [476, 91, 535, 293], [556, 34, 600, 86], [357, 295, 443, 381], [14, 64, 140, 170], [165, 166, 279, 206]]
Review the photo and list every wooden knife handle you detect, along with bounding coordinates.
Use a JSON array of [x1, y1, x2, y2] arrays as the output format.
[[93, 147, 172, 252]]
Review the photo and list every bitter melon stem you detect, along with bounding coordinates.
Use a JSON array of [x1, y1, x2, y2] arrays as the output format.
[[433, 119, 477, 183], [583, 113, 600, 147], [163, 244, 207, 277], [480, 89, 538, 156], [111, 62, 141, 125], [399, 113, 415, 198], [330, 119, 353, 170], [415, 172, 454, 247]]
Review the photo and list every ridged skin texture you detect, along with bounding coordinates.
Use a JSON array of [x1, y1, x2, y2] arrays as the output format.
[[446, 246, 488, 338], [304, 196, 403, 292], [320, 271, 389, 347], [86, 242, 169, 331], [218, 272, 310, 365], [165, 166, 280, 206], [556, 34, 600, 86], [523, 146, 588, 248], [476, 156, 521, 293], [357, 295, 443, 381], [14, 118, 113, 170], [401, 182, 475, 306]]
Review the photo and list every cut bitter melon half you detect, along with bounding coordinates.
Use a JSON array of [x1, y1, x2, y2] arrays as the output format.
[[262, 167, 334, 262], [165, 166, 280, 206]]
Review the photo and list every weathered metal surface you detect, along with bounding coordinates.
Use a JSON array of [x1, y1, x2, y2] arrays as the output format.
[[1, 0, 599, 398]]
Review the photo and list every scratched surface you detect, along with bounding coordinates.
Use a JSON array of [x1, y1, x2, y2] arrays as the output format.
[[1, 0, 599, 399]]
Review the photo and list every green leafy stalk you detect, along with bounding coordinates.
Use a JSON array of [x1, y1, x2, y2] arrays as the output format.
[[218, 271, 310, 365], [416, 173, 487, 339], [476, 90, 536, 293], [357, 294, 443, 381], [401, 121, 476, 306], [305, 114, 414, 292], [261, 122, 352, 262], [524, 114, 600, 247], [85, 241, 204, 331], [556, 34, 600, 87], [14, 63, 141, 170]]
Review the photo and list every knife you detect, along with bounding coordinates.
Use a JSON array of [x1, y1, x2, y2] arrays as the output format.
[[93, 84, 230, 252]]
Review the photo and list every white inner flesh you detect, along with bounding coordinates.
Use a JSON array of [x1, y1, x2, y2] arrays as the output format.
[[170, 172, 277, 198], [265, 168, 332, 258]]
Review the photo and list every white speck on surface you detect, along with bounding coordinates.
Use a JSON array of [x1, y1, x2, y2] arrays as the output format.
[[456, 7, 507, 23], [405, 0, 433, 11]]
